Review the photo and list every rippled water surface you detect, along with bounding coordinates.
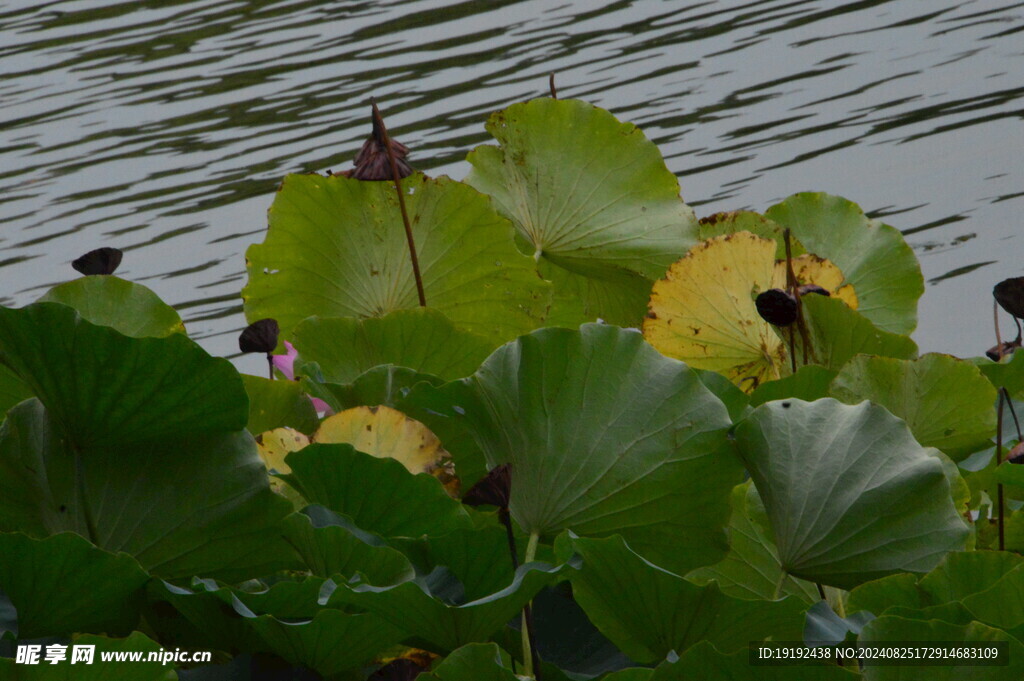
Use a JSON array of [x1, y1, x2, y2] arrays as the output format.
[[2, 0, 1022, 372]]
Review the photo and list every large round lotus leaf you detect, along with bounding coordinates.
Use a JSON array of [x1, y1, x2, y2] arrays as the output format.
[[734, 398, 970, 589], [0, 532, 149, 638], [0, 631, 176, 681], [291, 309, 496, 384], [643, 232, 855, 392], [314, 405, 456, 492], [0, 400, 294, 581], [830, 354, 997, 460], [0, 303, 246, 448], [465, 98, 697, 326], [765, 192, 923, 335], [567, 534, 805, 664], [38, 276, 184, 338], [449, 323, 742, 575], [243, 172, 550, 345]]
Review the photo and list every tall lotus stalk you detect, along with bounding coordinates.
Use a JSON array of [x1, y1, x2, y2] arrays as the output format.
[[369, 100, 427, 307]]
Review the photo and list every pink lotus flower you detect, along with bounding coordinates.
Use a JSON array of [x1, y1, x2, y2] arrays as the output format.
[[273, 341, 332, 415]]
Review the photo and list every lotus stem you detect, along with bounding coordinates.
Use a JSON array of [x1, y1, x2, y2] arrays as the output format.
[[997, 389, 1006, 551], [372, 99, 427, 307], [782, 229, 810, 368], [266, 353, 274, 380], [1005, 388, 1022, 442], [549, 73, 557, 99], [994, 299, 1006, 550], [521, 530, 542, 679]]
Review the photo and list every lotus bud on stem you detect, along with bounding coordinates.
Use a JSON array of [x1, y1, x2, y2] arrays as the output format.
[[370, 99, 427, 307], [238, 318, 280, 379]]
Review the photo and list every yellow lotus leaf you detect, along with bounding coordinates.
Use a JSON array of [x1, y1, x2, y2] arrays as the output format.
[[315, 405, 458, 495], [773, 254, 858, 309], [644, 231, 856, 393], [255, 427, 310, 506], [644, 232, 787, 392]]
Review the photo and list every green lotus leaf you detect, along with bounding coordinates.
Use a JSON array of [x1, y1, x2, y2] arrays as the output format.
[[282, 508, 414, 584], [0, 400, 294, 581], [0, 303, 246, 448], [526, 584, 634, 677], [734, 398, 970, 589], [466, 97, 697, 327], [221, 576, 327, 619], [243, 172, 550, 346], [975, 348, 1024, 400], [448, 323, 742, 574], [241, 374, 318, 436], [749, 365, 836, 407], [0, 363, 31, 418], [595, 668, 648, 680], [959, 563, 1024, 632], [794, 293, 918, 370], [765, 192, 923, 335], [39, 276, 184, 338], [421, 525, 522, 601], [847, 573, 925, 616], [648, 640, 860, 680], [283, 443, 471, 538], [804, 599, 875, 645], [918, 551, 1024, 607], [0, 532, 148, 638], [327, 558, 574, 653], [858, 617, 1024, 681], [145, 580, 258, 654], [830, 354, 996, 459], [292, 310, 495, 385], [688, 483, 820, 604], [248, 608, 405, 677], [847, 548, 1024, 622], [151, 578, 406, 675], [692, 367, 752, 422], [0, 303, 293, 581], [698, 210, 806, 260], [995, 461, 1024, 492], [419, 643, 518, 681], [0, 631, 177, 680], [303, 365, 444, 413], [394, 378, 491, 489], [566, 534, 806, 664]]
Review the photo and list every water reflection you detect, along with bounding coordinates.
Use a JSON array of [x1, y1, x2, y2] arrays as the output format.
[[1, 0, 1022, 367]]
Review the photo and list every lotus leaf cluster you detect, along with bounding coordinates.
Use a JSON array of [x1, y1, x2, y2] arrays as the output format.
[[0, 96, 1019, 680]]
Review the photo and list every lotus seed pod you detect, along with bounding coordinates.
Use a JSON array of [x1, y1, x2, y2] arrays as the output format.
[[755, 288, 798, 326]]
